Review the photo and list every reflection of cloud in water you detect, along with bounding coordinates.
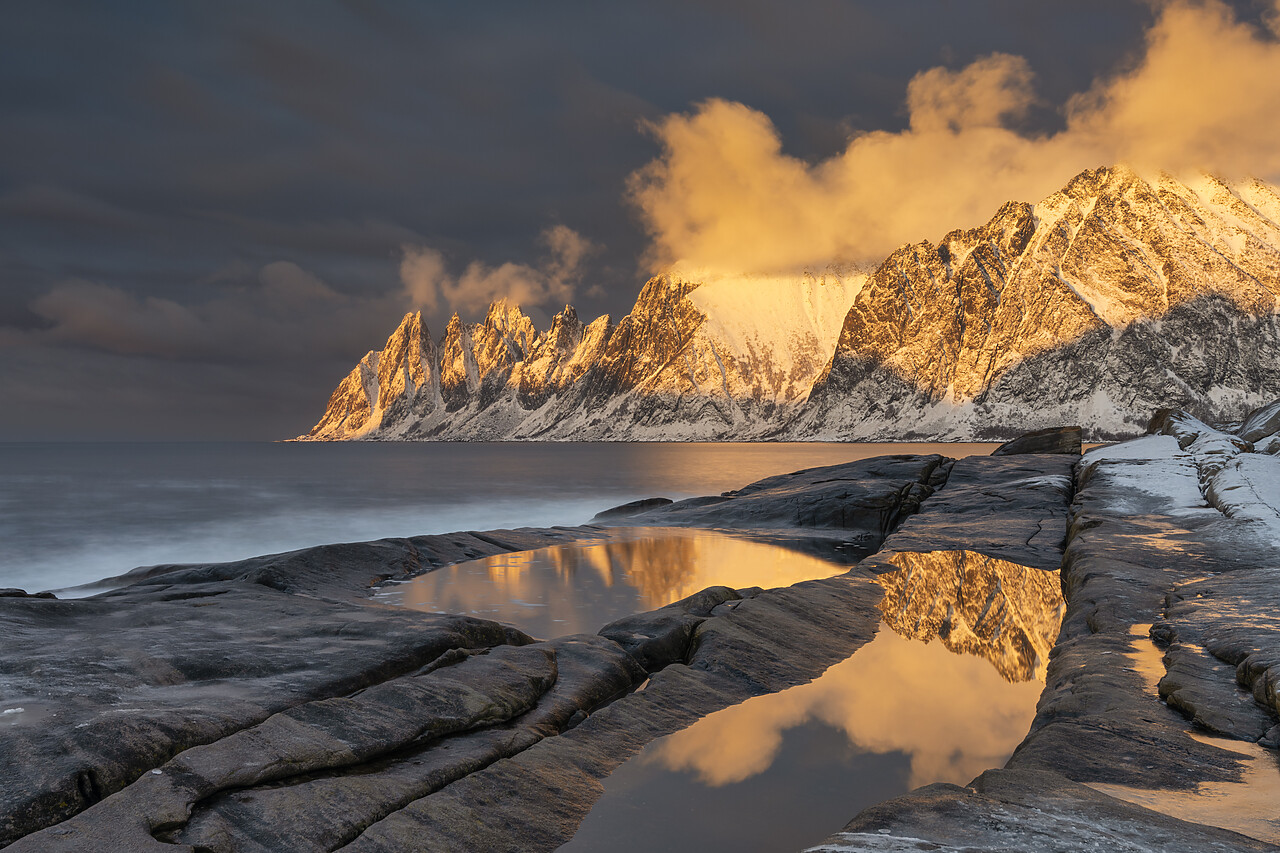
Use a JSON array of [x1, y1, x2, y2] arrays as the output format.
[[648, 627, 1044, 789]]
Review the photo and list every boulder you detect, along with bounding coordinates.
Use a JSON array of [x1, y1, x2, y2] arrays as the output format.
[[590, 497, 673, 521], [1238, 399, 1280, 443], [990, 425, 1082, 456]]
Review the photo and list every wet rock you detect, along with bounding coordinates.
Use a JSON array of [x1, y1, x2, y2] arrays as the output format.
[[4, 452, 942, 850], [166, 636, 644, 853], [15, 429, 1280, 852], [598, 586, 740, 671], [809, 768, 1277, 853], [613, 455, 950, 552], [0, 585, 532, 848], [10, 647, 558, 853], [0, 526, 606, 845], [1007, 436, 1268, 790], [868, 454, 1075, 570], [816, 413, 1280, 852], [342, 573, 887, 853], [1159, 568, 1280, 734], [1158, 638, 1276, 740], [991, 425, 1083, 456], [590, 497, 673, 521], [0, 588, 56, 599], [67, 526, 606, 601]]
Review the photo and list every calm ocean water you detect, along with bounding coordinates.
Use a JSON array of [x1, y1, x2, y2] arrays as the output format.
[[0, 441, 996, 594]]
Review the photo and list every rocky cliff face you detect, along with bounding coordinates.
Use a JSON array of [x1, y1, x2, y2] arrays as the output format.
[[301, 272, 861, 440], [303, 166, 1280, 441], [793, 166, 1280, 439]]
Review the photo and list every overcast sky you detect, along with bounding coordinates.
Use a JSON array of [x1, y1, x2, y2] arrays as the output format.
[[1, 1, 1274, 440]]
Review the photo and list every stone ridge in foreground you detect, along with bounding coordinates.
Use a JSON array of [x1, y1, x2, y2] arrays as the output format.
[[1, 455, 944, 851], [808, 405, 1280, 851], [7, 409, 1280, 850]]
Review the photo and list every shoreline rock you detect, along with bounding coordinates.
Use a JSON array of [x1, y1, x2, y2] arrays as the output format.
[[4, 419, 1279, 851]]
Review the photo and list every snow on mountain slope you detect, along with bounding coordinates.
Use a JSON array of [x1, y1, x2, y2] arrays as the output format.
[[793, 166, 1280, 440], [299, 272, 862, 441], [303, 166, 1280, 442], [687, 272, 863, 405]]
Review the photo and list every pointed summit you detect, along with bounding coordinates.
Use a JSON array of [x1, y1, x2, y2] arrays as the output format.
[[798, 167, 1280, 439], [376, 311, 435, 401], [300, 167, 1280, 443], [302, 310, 441, 439], [439, 312, 478, 410]]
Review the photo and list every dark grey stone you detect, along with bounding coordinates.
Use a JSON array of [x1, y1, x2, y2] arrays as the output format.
[[991, 425, 1083, 456], [0, 457, 942, 851], [1238, 399, 1280, 443], [590, 497, 673, 521], [611, 455, 950, 555], [866, 453, 1075, 571], [811, 768, 1279, 852]]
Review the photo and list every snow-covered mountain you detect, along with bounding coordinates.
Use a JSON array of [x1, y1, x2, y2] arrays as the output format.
[[792, 166, 1280, 439], [301, 272, 862, 440], [301, 165, 1280, 442]]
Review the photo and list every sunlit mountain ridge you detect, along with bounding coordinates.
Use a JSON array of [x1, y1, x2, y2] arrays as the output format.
[[300, 166, 1280, 441]]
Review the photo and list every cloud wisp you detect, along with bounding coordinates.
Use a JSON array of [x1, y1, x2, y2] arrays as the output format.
[[629, 0, 1280, 277], [399, 225, 596, 316]]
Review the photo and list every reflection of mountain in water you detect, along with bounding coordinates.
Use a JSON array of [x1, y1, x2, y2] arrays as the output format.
[[874, 550, 1065, 682], [541, 536, 700, 607], [389, 530, 846, 637]]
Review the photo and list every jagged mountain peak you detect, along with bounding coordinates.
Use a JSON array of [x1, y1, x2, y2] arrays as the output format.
[[795, 166, 1280, 440], [300, 166, 1280, 443], [298, 267, 861, 440]]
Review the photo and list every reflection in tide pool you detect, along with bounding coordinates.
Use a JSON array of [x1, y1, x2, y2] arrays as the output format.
[[1090, 734, 1280, 845], [561, 627, 1047, 853], [562, 553, 1065, 853], [875, 550, 1065, 681], [649, 627, 1044, 789], [376, 529, 848, 638]]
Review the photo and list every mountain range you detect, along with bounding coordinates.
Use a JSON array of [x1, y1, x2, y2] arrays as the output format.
[[300, 165, 1280, 441]]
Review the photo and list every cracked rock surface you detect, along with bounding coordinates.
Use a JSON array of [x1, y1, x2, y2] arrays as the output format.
[[809, 407, 1280, 852], [2, 456, 943, 851], [8, 416, 1280, 852]]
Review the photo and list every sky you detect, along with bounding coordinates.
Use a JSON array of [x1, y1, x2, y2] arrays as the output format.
[[2, 0, 1279, 440]]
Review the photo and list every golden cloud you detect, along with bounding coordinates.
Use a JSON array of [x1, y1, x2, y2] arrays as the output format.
[[630, 1, 1280, 277]]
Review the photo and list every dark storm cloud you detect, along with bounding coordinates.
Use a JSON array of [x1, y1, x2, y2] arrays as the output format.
[[1, 0, 1260, 439]]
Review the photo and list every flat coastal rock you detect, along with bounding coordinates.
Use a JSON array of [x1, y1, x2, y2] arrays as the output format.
[[606, 454, 951, 554], [1, 456, 949, 851], [9, 412, 1280, 851], [809, 408, 1280, 852], [810, 769, 1278, 853]]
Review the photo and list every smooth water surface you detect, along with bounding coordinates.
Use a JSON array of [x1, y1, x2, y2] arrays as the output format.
[[553, 547, 1065, 853], [373, 528, 1062, 853], [375, 529, 850, 638], [0, 441, 996, 593], [560, 626, 1047, 853]]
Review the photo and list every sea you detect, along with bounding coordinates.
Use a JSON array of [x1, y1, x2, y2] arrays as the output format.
[[0, 441, 997, 595]]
